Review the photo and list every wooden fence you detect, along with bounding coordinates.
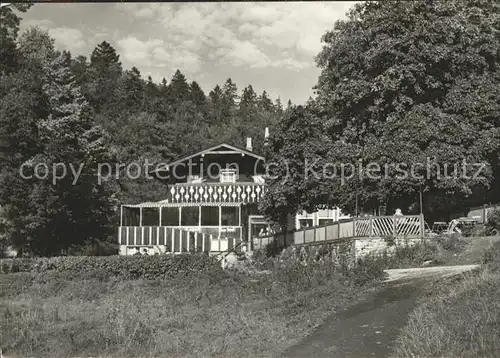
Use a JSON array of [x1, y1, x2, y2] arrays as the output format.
[[253, 215, 424, 250]]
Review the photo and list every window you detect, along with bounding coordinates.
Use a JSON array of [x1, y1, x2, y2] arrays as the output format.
[[161, 207, 179, 226], [123, 207, 140, 226], [220, 169, 237, 183], [318, 219, 334, 226], [201, 206, 219, 226], [142, 208, 160, 226], [221, 206, 239, 226], [299, 219, 313, 228], [181, 207, 199, 226], [252, 223, 268, 237]]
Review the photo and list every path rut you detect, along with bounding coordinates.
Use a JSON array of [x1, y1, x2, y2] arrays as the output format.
[[283, 265, 478, 358]]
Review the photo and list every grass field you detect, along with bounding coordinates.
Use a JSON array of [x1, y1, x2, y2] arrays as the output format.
[[0, 254, 383, 357], [1, 235, 496, 357], [392, 237, 500, 357]]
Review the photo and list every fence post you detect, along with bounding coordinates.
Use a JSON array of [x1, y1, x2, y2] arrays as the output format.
[[313, 226, 317, 242], [420, 213, 425, 238], [303, 228, 306, 244], [338, 219, 341, 239], [325, 221, 328, 241], [353, 217, 356, 237], [369, 217, 373, 237], [393, 216, 397, 237]]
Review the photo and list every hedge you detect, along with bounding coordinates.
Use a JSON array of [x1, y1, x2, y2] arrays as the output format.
[[0, 253, 222, 280]]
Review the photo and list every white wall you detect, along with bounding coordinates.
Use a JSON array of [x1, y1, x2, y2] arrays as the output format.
[[295, 208, 350, 229]]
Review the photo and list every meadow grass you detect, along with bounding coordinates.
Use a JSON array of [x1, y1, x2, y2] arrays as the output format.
[[0, 254, 382, 357], [392, 238, 500, 357]]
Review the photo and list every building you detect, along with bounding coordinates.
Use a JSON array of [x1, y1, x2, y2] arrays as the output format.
[[117, 130, 347, 255]]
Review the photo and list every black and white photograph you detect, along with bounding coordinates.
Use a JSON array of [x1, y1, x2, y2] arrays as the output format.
[[0, 1, 499, 357]]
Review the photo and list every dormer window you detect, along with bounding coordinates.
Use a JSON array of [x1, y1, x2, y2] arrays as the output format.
[[220, 169, 237, 183], [188, 175, 202, 183]]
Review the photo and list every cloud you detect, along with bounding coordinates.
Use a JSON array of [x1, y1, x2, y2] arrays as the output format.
[[49, 27, 86, 51], [134, 6, 156, 18], [117, 3, 356, 74], [22, 19, 55, 28], [118, 36, 201, 75], [117, 36, 163, 62], [216, 41, 270, 68]]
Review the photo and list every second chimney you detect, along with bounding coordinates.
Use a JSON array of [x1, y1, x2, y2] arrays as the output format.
[[264, 127, 270, 147], [246, 137, 253, 151]]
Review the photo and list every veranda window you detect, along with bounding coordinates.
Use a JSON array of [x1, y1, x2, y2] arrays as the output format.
[[181, 207, 199, 226], [122, 207, 140, 226], [201, 206, 219, 226], [161, 207, 179, 226], [221, 206, 239, 226], [142, 208, 159, 226]]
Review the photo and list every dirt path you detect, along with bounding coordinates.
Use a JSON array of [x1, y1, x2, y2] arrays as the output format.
[[385, 264, 479, 282], [282, 265, 478, 358]]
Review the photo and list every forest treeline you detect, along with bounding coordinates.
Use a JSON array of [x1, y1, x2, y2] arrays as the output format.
[[0, 4, 287, 255], [1, 1, 500, 256]]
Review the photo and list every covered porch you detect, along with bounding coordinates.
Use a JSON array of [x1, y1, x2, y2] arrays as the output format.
[[118, 202, 248, 255]]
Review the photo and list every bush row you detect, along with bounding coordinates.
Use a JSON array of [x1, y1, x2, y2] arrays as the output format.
[[486, 208, 500, 236], [0, 253, 222, 280]]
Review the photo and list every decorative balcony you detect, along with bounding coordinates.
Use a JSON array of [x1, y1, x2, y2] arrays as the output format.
[[125, 182, 267, 207]]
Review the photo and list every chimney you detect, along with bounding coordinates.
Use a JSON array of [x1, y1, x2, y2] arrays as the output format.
[[264, 127, 269, 146], [246, 137, 253, 151]]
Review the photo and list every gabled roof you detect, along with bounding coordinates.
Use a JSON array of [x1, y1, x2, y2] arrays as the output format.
[[151, 142, 265, 175]]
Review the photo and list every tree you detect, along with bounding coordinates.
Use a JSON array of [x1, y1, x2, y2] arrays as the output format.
[[274, 97, 284, 113], [4, 49, 115, 256], [310, 0, 500, 219], [259, 105, 335, 226], [0, 65, 50, 255], [17, 26, 56, 68], [258, 90, 274, 112], [190, 81, 206, 106], [221, 78, 238, 120], [143, 75, 159, 112], [70, 55, 88, 86], [86, 41, 122, 113], [116, 66, 144, 113], [34, 51, 114, 255], [0, 3, 32, 75], [169, 69, 190, 103], [240, 85, 257, 111]]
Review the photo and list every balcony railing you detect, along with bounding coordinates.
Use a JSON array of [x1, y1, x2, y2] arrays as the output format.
[[253, 215, 424, 250], [124, 182, 266, 207]]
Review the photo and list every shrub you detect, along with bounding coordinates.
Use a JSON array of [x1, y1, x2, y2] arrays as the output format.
[[485, 209, 500, 236], [482, 240, 500, 272], [264, 238, 286, 257], [434, 234, 468, 252], [346, 255, 387, 286], [0, 254, 222, 280], [378, 240, 440, 269]]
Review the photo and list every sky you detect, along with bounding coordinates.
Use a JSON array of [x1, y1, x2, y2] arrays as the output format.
[[18, 2, 357, 105]]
